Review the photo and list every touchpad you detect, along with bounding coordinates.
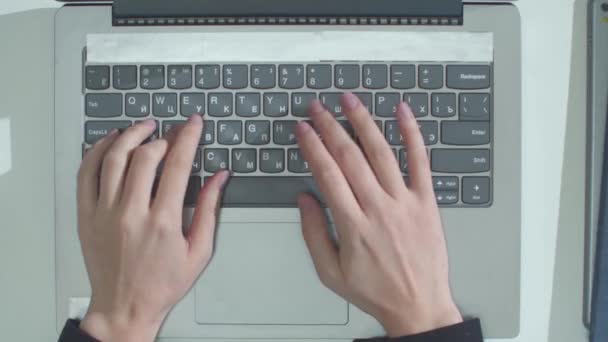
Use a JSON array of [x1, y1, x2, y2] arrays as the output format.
[[194, 223, 348, 325]]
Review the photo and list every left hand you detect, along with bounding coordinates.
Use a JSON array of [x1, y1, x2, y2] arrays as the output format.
[[76, 116, 229, 342]]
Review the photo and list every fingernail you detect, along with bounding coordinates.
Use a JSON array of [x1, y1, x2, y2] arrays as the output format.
[[310, 100, 325, 115], [138, 119, 156, 128], [188, 114, 202, 124], [342, 92, 360, 111], [217, 170, 231, 188], [297, 193, 316, 209], [397, 103, 412, 120], [296, 121, 312, 134]]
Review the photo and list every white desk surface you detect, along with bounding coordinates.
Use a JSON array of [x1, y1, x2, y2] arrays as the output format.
[[0, 0, 587, 341]]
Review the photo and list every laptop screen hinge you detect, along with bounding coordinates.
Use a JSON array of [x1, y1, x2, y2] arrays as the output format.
[[111, 0, 463, 26]]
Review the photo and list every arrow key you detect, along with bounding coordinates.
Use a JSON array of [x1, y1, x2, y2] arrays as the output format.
[[433, 176, 459, 191], [436, 191, 459, 205], [462, 177, 491, 205]]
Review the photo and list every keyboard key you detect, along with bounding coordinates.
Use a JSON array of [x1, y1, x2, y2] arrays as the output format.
[[431, 149, 491, 173], [161, 120, 186, 136], [168, 65, 193, 89], [353, 92, 373, 113], [152, 93, 178, 117], [391, 64, 415, 89], [208, 93, 233, 117], [245, 121, 271, 145], [192, 148, 202, 173], [337, 120, 355, 138], [279, 64, 305, 89], [84, 121, 131, 144], [399, 149, 408, 172], [433, 176, 459, 191], [232, 149, 257, 173], [200, 120, 215, 145], [85, 94, 122, 117], [404, 93, 429, 117], [184, 176, 202, 206], [203, 148, 229, 172], [418, 65, 443, 89], [263, 93, 289, 117], [195, 65, 220, 89], [236, 93, 261, 117], [431, 93, 457, 118], [217, 121, 242, 145], [211, 176, 323, 207], [447, 65, 491, 90], [375, 120, 383, 132], [375, 93, 400, 117], [419, 121, 439, 145], [460, 93, 491, 121], [125, 93, 150, 118], [113, 65, 137, 90], [251, 65, 276, 89], [181, 93, 205, 116], [135, 119, 160, 143], [141, 65, 165, 90], [320, 92, 344, 117], [86, 66, 110, 90], [335, 64, 360, 89], [292, 93, 317, 117], [287, 149, 310, 173], [384, 121, 403, 146], [441, 121, 490, 145], [307, 64, 332, 89], [462, 177, 491, 204], [363, 65, 388, 89], [436, 191, 459, 205], [273, 121, 297, 145], [260, 149, 285, 173], [224, 65, 248, 89]]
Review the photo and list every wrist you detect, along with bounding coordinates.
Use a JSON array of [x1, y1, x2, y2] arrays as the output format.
[[80, 308, 165, 342], [379, 299, 463, 338]]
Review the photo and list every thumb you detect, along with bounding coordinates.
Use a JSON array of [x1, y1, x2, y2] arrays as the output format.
[[298, 193, 345, 295], [187, 170, 230, 268]]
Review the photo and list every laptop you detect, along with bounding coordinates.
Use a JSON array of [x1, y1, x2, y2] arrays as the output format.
[[53, 0, 522, 339]]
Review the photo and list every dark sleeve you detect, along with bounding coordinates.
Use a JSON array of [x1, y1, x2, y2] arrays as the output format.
[[58, 320, 100, 342], [354, 319, 483, 342]]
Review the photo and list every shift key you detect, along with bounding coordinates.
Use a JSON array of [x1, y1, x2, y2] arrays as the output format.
[[431, 149, 490, 173]]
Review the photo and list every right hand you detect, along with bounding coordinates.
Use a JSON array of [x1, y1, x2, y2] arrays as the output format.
[[296, 93, 462, 337]]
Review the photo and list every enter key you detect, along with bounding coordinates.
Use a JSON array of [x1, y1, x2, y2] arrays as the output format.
[[441, 121, 491, 145]]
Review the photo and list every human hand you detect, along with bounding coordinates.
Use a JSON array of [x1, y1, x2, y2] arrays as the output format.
[[296, 93, 462, 337], [76, 116, 229, 342]]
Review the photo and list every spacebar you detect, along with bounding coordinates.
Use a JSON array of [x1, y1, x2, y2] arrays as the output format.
[[205, 176, 325, 208]]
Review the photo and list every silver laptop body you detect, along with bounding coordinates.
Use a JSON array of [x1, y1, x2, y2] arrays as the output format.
[[54, 1, 522, 339]]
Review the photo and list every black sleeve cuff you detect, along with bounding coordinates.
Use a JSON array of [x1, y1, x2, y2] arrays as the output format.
[[58, 319, 100, 342], [354, 319, 483, 342]]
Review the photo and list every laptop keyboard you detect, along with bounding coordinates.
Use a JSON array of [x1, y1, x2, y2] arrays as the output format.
[[84, 62, 493, 207]]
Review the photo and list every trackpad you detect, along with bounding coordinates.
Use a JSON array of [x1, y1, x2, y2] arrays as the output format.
[[194, 223, 348, 325]]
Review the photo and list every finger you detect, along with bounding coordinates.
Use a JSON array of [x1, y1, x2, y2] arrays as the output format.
[[396, 103, 434, 195], [298, 193, 345, 295], [121, 139, 169, 210], [98, 120, 158, 208], [295, 120, 364, 236], [154, 115, 203, 213], [187, 170, 230, 268], [310, 100, 384, 206], [341, 93, 405, 197], [77, 130, 120, 218]]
